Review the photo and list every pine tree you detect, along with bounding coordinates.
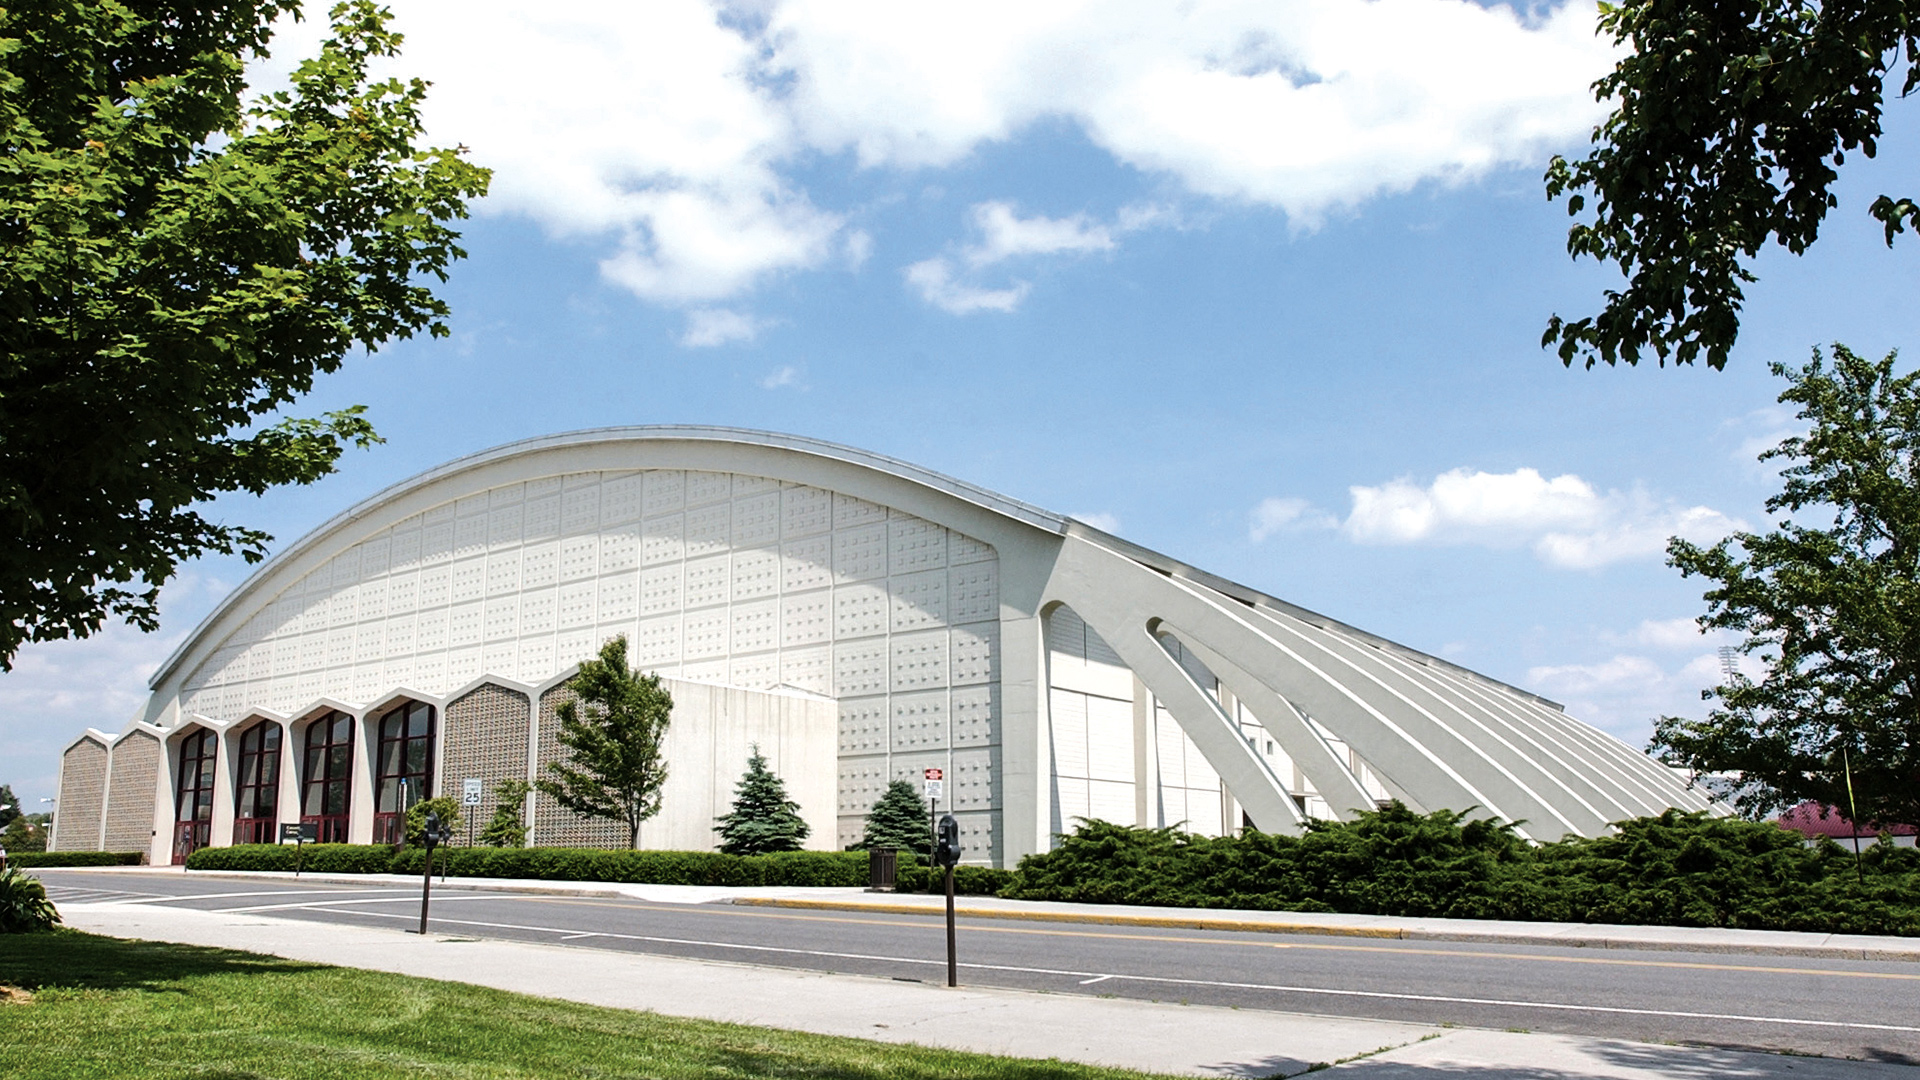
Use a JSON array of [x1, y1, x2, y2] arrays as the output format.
[[480, 780, 530, 848], [714, 746, 810, 856], [853, 780, 931, 859]]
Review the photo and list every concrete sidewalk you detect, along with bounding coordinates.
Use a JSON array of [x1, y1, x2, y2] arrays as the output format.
[[53, 897, 1920, 1080], [53, 864, 1920, 961]]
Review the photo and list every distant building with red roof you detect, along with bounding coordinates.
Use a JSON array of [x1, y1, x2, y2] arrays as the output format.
[[1776, 801, 1917, 846]]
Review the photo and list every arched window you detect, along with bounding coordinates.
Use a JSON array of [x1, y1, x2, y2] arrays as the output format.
[[172, 728, 217, 864], [373, 700, 435, 845], [301, 711, 355, 844], [233, 721, 282, 845]]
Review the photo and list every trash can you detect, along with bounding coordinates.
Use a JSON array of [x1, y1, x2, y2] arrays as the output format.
[[868, 847, 897, 891]]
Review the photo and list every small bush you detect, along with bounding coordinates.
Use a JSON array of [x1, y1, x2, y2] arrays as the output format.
[[9, 851, 145, 868], [0, 867, 60, 932]]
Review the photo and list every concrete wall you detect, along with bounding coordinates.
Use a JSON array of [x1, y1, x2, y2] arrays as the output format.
[[530, 676, 834, 851], [104, 730, 161, 854], [442, 682, 532, 840], [52, 737, 108, 851]]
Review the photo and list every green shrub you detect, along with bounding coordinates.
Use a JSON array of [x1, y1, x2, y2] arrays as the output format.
[[9, 851, 145, 868], [0, 867, 60, 932], [189, 842, 872, 888], [185, 844, 397, 874], [893, 860, 1015, 896], [1000, 805, 1920, 935]]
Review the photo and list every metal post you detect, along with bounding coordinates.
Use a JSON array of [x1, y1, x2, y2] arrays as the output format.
[[294, 832, 303, 878], [417, 816, 438, 935], [945, 863, 957, 987]]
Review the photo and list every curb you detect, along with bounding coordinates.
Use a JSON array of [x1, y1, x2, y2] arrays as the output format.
[[729, 897, 1920, 962]]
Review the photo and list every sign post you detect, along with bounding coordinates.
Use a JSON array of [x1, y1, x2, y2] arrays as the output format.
[[923, 767, 943, 883], [280, 821, 315, 876], [463, 778, 483, 848]]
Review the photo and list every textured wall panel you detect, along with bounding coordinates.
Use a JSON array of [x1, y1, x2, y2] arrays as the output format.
[[54, 738, 108, 851], [104, 731, 161, 853], [531, 684, 628, 849], [442, 683, 531, 845], [890, 691, 949, 752], [833, 583, 888, 640]]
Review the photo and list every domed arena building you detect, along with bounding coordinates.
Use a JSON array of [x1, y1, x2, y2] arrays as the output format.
[[51, 427, 1718, 866]]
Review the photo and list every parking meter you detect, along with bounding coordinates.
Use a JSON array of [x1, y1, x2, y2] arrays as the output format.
[[935, 813, 960, 986], [417, 811, 447, 935], [935, 814, 961, 868]]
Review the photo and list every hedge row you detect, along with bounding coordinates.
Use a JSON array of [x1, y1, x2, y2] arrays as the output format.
[[186, 844, 878, 887], [9, 852, 145, 868], [1002, 804, 1920, 936]]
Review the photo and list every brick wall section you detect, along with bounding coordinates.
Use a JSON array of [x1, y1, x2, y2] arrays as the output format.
[[442, 683, 530, 846], [532, 683, 629, 848], [52, 738, 109, 851], [104, 730, 161, 852]]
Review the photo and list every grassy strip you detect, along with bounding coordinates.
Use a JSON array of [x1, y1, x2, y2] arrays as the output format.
[[0, 930, 1172, 1080]]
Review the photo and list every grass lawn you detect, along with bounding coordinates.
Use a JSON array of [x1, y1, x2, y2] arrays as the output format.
[[0, 930, 1178, 1080]]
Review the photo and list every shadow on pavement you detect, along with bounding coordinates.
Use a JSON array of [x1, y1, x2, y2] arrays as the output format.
[[1303, 1036, 1919, 1079]]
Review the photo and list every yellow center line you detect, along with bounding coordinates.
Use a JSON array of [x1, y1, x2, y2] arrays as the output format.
[[498, 895, 1920, 982]]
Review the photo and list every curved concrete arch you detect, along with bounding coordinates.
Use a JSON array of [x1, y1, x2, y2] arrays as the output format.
[[1161, 631, 1377, 821], [1235, 605, 1606, 837]]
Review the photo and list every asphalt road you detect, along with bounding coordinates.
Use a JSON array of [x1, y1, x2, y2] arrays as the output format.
[[37, 870, 1920, 1065]]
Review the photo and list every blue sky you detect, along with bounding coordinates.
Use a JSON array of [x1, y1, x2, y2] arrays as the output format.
[[3, 0, 1916, 809]]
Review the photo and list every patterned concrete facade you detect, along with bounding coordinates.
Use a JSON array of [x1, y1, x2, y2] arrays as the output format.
[[51, 737, 108, 852]]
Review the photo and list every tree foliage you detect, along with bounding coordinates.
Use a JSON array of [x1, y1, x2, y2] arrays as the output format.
[[1544, 0, 1920, 369], [402, 795, 460, 846], [851, 779, 930, 859], [1655, 346, 1920, 826], [0, 0, 489, 668], [479, 779, 528, 848], [713, 746, 810, 856], [538, 636, 673, 849], [0, 784, 19, 829]]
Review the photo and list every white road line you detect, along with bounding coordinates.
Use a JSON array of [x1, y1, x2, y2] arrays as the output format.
[[1078, 974, 1114, 985], [298, 907, 1920, 1036], [215, 895, 491, 914], [117, 889, 404, 905]]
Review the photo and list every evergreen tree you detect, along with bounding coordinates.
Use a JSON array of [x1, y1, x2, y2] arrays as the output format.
[[0, 785, 19, 830], [480, 779, 530, 848], [853, 780, 931, 859], [714, 746, 810, 856]]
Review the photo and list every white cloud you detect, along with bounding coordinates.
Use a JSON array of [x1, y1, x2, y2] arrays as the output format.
[[250, 0, 1616, 306], [759, 364, 804, 389], [1342, 467, 1743, 569], [964, 201, 1115, 266], [904, 258, 1030, 314], [1071, 512, 1122, 533], [906, 200, 1150, 313], [1525, 647, 1766, 745], [1603, 617, 1716, 650], [1248, 496, 1338, 541], [768, 0, 1614, 220], [680, 308, 763, 347]]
